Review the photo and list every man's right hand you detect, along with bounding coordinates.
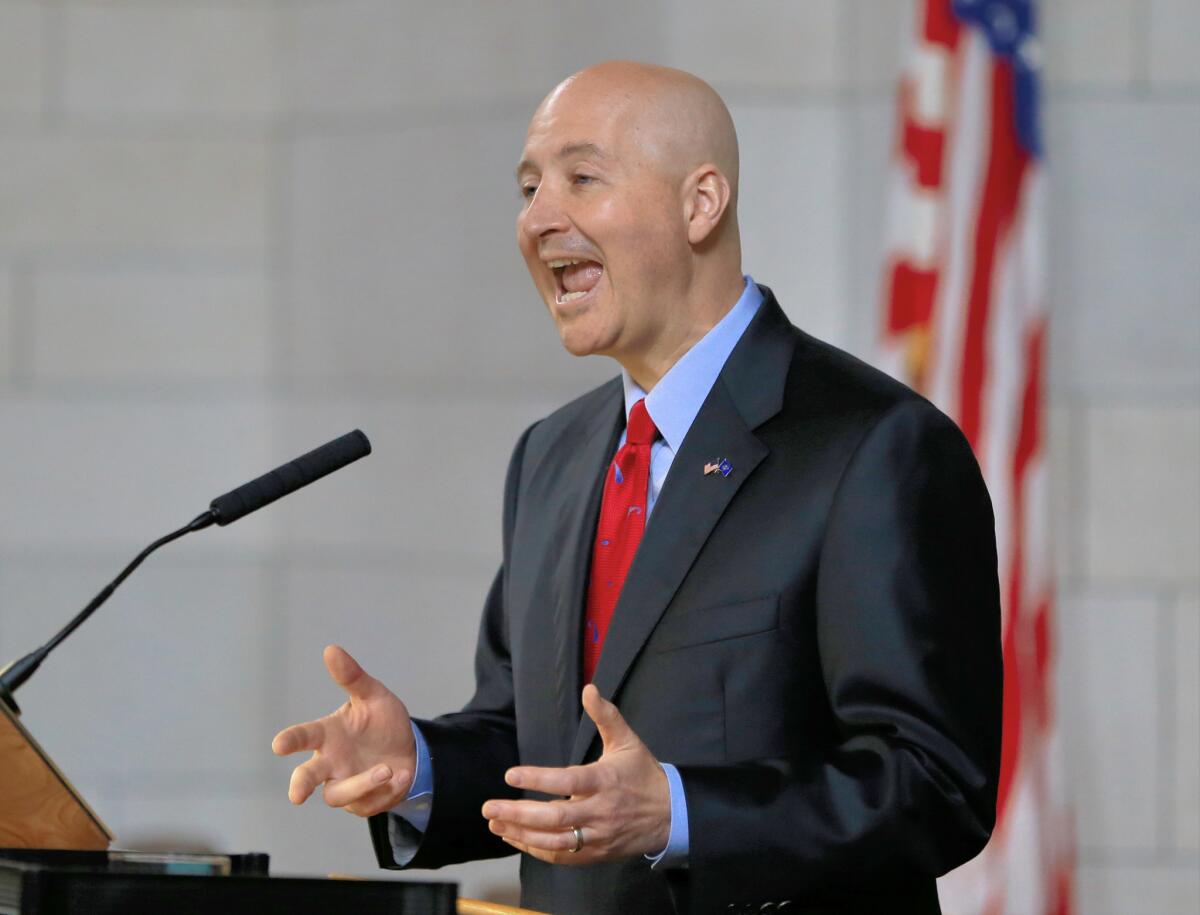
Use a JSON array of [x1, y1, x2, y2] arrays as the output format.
[[271, 644, 417, 818]]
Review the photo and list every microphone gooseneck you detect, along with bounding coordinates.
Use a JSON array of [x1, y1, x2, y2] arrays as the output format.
[[0, 430, 372, 715], [0, 511, 215, 715]]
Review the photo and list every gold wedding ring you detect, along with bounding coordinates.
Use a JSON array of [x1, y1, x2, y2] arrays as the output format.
[[569, 826, 584, 853]]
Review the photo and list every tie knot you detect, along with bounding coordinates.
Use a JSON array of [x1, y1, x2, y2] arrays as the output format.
[[626, 399, 658, 446]]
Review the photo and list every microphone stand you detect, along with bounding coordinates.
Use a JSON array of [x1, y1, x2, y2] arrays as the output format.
[[0, 428, 370, 716], [0, 510, 216, 716]]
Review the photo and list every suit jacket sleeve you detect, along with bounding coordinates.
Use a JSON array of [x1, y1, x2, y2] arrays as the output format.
[[370, 423, 535, 869], [676, 399, 1003, 904]]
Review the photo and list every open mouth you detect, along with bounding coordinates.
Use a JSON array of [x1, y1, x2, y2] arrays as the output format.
[[547, 258, 604, 305]]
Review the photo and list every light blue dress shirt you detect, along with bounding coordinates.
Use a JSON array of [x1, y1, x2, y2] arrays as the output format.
[[390, 277, 765, 869]]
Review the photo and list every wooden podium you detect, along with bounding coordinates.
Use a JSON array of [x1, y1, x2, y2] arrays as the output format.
[[0, 697, 111, 851]]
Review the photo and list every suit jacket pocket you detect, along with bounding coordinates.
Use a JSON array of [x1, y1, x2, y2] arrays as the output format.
[[649, 594, 779, 653]]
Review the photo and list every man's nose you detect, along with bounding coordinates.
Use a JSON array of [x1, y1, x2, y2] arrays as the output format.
[[519, 185, 570, 241]]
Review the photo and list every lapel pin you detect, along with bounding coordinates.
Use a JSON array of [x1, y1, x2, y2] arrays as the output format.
[[704, 458, 733, 477]]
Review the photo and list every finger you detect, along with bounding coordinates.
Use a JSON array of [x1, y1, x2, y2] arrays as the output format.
[[581, 684, 634, 751], [481, 797, 592, 831], [345, 777, 414, 818], [498, 835, 590, 867], [501, 836, 528, 852], [505, 763, 602, 797], [489, 819, 591, 855], [323, 644, 387, 702], [499, 836, 539, 860], [288, 754, 332, 805], [322, 764, 398, 808], [272, 720, 326, 756]]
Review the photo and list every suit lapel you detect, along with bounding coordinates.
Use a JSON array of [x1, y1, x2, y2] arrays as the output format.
[[548, 382, 623, 759], [569, 290, 796, 764]]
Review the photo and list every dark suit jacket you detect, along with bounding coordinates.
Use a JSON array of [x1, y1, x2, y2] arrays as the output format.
[[371, 289, 1003, 915]]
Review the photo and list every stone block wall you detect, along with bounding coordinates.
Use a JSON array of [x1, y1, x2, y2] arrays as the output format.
[[0, 2, 1194, 908]]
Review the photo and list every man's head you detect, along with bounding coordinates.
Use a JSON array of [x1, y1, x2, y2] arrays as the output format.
[[516, 61, 744, 389]]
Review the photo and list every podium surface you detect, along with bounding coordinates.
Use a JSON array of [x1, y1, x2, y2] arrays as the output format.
[[0, 850, 456, 915]]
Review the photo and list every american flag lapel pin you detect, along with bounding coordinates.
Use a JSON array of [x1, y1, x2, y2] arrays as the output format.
[[704, 458, 733, 477]]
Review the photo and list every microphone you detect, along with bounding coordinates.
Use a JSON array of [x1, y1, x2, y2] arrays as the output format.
[[209, 429, 371, 526], [0, 430, 372, 715]]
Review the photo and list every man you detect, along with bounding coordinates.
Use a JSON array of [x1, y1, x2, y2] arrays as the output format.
[[273, 62, 1002, 915]]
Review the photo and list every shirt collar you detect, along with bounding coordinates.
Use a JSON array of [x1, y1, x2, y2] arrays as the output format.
[[621, 276, 764, 452]]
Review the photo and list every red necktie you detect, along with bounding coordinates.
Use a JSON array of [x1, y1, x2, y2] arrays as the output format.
[[583, 399, 659, 683]]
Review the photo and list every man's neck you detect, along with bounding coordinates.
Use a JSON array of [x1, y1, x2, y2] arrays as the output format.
[[620, 273, 747, 391]]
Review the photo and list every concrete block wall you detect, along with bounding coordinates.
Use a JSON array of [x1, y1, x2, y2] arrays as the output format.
[[1036, 3, 1200, 911], [0, 2, 1195, 910]]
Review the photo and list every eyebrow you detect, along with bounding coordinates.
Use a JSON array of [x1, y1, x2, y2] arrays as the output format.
[[515, 142, 609, 180]]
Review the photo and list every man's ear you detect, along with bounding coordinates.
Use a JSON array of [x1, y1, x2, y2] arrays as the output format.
[[684, 165, 732, 245]]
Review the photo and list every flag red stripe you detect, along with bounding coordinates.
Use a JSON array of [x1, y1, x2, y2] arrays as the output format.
[[1012, 321, 1044, 498], [957, 59, 1029, 450], [924, 0, 961, 46], [886, 260, 939, 332], [996, 570, 1023, 823], [996, 321, 1046, 827], [1018, 324, 1049, 726], [904, 120, 948, 187]]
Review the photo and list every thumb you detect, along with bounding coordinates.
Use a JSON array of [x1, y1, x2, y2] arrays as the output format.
[[582, 684, 635, 751], [323, 644, 383, 702]]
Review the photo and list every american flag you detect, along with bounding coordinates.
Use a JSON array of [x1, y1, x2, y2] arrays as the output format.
[[876, 1, 1074, 913]]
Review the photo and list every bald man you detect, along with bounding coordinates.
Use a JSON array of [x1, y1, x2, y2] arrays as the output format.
[[274, 62, 1002, 915]]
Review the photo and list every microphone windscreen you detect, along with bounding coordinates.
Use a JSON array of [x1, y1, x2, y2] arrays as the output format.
[[209, 429, 371, 526]]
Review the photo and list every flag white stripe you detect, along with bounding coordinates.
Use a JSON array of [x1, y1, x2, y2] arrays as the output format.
[[928, 30, 990, 413]]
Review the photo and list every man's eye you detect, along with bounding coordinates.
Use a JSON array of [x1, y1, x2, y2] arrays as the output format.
[[573, 174, 595, 185], [520, 184, 538, 199]]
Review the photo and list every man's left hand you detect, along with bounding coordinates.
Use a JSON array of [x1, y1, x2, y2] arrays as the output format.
[[481, 684, 671, 865]]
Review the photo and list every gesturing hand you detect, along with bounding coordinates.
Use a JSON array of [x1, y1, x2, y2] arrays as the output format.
[[481, 684, 671, 865], [271, 644, 416, 817]]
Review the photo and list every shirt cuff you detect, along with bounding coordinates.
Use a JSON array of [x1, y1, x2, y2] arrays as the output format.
[[386, 721, 433, 863], [645, 762, 689, 869]]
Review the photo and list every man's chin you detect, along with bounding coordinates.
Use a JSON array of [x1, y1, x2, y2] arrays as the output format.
[[555, 323, 614, 359], [558, 333, 602, 358]]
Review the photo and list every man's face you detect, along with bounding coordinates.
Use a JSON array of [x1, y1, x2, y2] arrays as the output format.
[[516, 81, 691, 363]]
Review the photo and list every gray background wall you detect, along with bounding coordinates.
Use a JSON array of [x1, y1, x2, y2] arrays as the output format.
[[0, 2, 1195, 912]]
